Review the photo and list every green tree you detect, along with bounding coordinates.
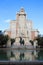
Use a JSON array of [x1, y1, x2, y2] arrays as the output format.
[[19, 37, 24, 45], [11, 39, 15, 45], [22, 39, 24, 45], [19, 37, 22, 45], [29, 40, 34, 45], [36, 35, 43, 48], [0, 34, 9, 47]]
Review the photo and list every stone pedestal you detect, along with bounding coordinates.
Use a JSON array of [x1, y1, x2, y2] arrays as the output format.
[[34, 40, 37, 48], [14, 37, 20, 46], [16, 37, 20, 42], [24, 38, 32, 46], [7, 39, 11, 47]]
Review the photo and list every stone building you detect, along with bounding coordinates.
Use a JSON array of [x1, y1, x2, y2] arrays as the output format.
[[4, 8, 39, 45]]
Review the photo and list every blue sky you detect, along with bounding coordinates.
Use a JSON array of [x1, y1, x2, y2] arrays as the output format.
[[0, 0, 43, 35]]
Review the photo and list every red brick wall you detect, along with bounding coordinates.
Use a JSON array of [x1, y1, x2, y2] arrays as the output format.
[[7, 31, 11, 37], [31, 31, 35, 40]]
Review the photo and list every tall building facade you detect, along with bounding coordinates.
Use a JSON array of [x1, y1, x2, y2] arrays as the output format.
[[4, 8, 39, 45]]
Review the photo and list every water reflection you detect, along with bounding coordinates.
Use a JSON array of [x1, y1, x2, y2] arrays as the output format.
[[0, 50, 8, 60], [0, 49, 43, 61], [36, 50, 43, 60]]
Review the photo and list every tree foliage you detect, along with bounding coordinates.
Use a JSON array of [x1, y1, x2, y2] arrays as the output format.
[[11, 39, 15, 45], [0, 32, 9, 47], [29, 40, 34, 45], [19, 37, 24, 45], [36, 35, 43, 47]]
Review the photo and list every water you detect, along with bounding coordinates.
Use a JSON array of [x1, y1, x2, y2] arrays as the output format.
[[0, 49, 43, 61]]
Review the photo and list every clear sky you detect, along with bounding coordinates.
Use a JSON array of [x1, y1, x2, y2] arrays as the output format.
[[0, 0, 43, 35]]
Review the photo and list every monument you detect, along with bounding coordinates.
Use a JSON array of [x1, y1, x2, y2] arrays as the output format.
[[4, 8, 39, 46]]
